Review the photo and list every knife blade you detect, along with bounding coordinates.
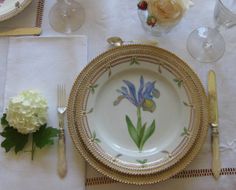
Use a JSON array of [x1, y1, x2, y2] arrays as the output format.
[[0, 27, 42, 36], [208, 70, 221, 179]]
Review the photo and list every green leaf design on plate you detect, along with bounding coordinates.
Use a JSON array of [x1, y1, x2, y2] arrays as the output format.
[[183, 101, 193, 108], [108, 69, 112, 78], [107, 64, 112, 78], [115, 153, 122, 158], [173, 79, 183, 88], [91, 131, 101, 143], [84, 108, 94, 115], [130, 57, 140, 66], [161, 150, 172, 158], [112, 153, 123, 162], [138, 122, 146, 146], [181, 127, 190, 137], [139, 120, 156, 151], [15, 2, 20, 8], [90, 84, 99, 94], [136, 159, 148, 164], [183, 101, 189, 106], [158, 64, 162, 73], [126, 115, 139, 148], [136, 108, 142, 138]]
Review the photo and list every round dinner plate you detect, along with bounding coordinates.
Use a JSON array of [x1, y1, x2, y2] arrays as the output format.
[[68, 45, 208, 182], [0, 0, 32, 22], [85, 63, 197, 173]]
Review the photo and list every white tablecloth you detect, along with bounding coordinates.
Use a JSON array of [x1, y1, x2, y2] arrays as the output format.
[[1, 0, 236, 189]]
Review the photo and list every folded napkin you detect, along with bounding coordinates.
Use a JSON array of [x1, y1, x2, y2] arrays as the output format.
[[0, 36, 87, 190], [0, 38, 8, 113]]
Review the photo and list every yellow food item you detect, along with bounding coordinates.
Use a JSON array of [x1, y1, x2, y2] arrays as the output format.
[[147, 0, 184, 24]]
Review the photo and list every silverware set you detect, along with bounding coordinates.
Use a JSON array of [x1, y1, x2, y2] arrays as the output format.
[[53, 68, 221, 181]]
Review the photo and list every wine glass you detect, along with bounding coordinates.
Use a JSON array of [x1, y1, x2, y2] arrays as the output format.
[[49, 0, 85, 34], [187, 0, 236, 63]]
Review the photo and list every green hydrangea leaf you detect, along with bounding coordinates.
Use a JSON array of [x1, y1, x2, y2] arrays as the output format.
[[33, 124, 59, 149], [0, 126, 29, 153]]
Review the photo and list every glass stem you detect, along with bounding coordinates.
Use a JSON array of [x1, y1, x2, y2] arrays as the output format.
[[203, 41, 213, 50], [57, 0, 73, 17], [202, 25, 221, 51]]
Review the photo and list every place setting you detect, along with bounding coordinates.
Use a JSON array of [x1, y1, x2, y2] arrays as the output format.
[[0, 0, 236, 189], [0, 27, 87, 190]]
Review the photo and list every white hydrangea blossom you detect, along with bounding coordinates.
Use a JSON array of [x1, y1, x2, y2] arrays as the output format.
[[6, 90, 48, 134]]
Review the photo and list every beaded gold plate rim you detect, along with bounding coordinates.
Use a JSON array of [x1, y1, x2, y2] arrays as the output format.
[[67, 45, 208, 183], [0, 0, 32, 22]]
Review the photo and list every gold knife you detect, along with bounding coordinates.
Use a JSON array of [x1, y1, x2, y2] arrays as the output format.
[[0, 27, 42, 36], [208, 70, 221, 179]]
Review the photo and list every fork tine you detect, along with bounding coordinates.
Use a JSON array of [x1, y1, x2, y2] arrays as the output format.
[[57, 84, 60, 107], [57, 84, 66, 107], [62, 85, 66, 107], [57, 85, 59, 106]]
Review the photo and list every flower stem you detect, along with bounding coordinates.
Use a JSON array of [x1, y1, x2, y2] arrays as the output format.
[[137, 107, 142, 136], [31, 134, 35, 161]]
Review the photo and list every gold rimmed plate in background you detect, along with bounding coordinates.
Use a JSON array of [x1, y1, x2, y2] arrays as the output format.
[[0, 0, 32, 22]]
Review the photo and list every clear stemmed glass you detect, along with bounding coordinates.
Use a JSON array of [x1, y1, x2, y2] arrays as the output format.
[[187, 0, 236, 63], [49, 0, 85, 34]]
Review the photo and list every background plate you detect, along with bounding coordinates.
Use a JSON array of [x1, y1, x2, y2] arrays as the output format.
[[0, 0, 32, 22]]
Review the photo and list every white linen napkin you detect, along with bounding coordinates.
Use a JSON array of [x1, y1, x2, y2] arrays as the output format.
[[0, 36, 87, 190]]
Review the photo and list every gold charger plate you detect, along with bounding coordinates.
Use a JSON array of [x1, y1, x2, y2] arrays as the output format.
[[68, 45, 208, 184]]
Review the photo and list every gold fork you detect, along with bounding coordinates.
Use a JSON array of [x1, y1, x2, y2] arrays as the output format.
[[57, 84, 67, 178]]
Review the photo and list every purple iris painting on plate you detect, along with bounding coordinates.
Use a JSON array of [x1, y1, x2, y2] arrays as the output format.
[[114, 76, 160, 151]]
